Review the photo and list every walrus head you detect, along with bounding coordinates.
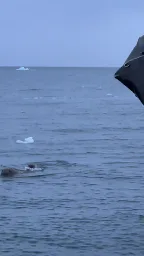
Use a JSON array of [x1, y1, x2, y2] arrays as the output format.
[[1, 168, 18, 177]]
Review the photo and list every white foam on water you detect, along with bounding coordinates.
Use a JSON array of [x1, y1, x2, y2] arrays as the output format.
[[16, 67, 29, 71], [34, 97, 43, 100], [24, 166, 42, 171], [24, 97, 43, 100], [16, 137, 34, 144]]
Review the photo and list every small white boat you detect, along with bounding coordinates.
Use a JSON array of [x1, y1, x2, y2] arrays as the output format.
[[16, 66, 29, 71]]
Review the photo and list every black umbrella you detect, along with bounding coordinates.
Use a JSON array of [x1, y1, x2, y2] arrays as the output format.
[[114, 35, 144, 105]]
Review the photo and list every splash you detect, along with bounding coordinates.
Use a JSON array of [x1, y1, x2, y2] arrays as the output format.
[[16, 67, 29, 71], [16, 137, 34, 144]]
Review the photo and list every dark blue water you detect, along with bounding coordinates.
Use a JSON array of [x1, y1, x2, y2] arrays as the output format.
[[0, 67, 144, 256]]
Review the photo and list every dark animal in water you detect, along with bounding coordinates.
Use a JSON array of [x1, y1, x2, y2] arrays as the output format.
[[0, 164, 37, 177], [114, 35, 144, 105], [1, 168, 19, 177], [28, 164, 35, 168]]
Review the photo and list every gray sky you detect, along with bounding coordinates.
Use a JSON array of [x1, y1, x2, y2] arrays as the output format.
[[0, 0, 144, 67]]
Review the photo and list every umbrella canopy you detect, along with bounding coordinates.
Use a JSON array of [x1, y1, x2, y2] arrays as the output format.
[[114, 35, 144, 105]]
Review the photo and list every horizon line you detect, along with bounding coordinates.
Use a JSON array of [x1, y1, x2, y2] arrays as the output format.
[[0, 65, 119, 68]]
